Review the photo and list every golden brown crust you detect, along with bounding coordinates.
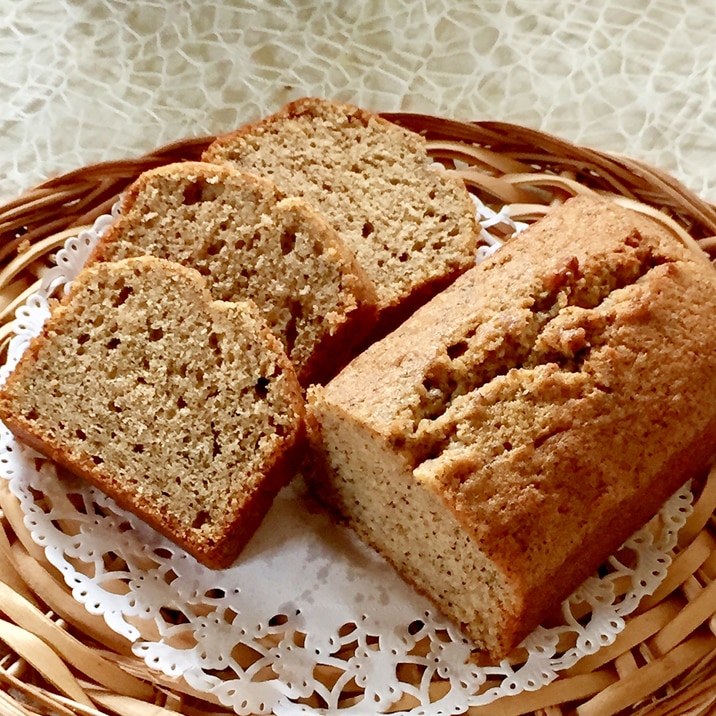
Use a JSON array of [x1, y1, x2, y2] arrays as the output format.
[[309, 195, 716, 658]]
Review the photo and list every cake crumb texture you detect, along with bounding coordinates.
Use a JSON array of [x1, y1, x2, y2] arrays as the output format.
[[0, 256, 306, 569], [203, 97, 480, 327], [91, 161, 378, 385]]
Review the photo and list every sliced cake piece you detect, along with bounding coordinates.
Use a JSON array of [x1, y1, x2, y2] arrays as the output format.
[[90, 161, 378, 386], [307, 196, 716, 658], [0, 256, 305, 569], [203, 97, 480, 330]]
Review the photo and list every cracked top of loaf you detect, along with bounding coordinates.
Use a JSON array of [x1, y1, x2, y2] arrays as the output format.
[[320, 195, 716, 586]]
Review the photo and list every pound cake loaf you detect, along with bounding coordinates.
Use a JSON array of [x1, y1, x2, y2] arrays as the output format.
[[90, 161, 378, 385], [203, 97, 480, 329], [307, 195, 716, 659], [0, 256, 305, 569]]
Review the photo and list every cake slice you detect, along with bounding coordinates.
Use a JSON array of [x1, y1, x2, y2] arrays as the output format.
[[307, 196, 716, 658], [90, 161, 378, 386], [203, 97, 480, 331], [0, 256, 305, 569]]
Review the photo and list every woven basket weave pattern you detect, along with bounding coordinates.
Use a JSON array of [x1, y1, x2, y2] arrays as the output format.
[[0, 116, 715, 715]]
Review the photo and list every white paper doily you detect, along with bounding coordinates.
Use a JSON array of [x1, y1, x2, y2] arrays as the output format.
[[0, 208, 694, 715]]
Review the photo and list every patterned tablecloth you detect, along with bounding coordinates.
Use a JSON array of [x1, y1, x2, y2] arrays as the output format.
[[3, 0, 716, 205]]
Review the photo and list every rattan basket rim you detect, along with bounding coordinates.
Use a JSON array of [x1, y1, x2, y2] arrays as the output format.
[[0, 113, 715, 716]]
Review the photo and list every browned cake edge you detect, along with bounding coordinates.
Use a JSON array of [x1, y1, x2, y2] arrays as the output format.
[[202, 97, 481, 336], [0, 408, 307, 570], [0, 259, 308, 569], [202, 96, 385, 160], [87, 161, 381, 386], [488, 417, 716, 653]]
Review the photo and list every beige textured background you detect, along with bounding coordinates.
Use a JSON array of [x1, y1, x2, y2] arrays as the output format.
[[2, 0, 716, 204]]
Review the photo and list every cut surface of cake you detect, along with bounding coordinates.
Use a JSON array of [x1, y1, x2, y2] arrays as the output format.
[[307, 195, 716, 658], [90, 161, 378, 385], [0, 256, 305, 569], [203, 97, 480, 330]]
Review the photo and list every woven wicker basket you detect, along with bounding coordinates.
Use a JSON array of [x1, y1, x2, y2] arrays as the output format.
[[1, 115, 715, 716]]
